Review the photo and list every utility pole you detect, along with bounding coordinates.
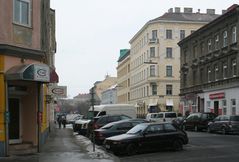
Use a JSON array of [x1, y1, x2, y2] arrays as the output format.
[[90, 86, 95, 152]]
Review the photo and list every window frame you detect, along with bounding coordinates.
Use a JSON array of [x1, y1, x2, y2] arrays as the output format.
[[223, 30, 228, 47], [166, 85, 173, 95], [166, 65, 173, 77], [13, 0, 32, 27], [232, 26, 237, 44], [166, 29, 172, 39], [166, 47, 173, 58]]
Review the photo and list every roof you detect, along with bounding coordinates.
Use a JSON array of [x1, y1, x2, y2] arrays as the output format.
[[151, 12, 219, 23], [118, 49, 130, 62], [178, 4, 239, 46], [129, 11, 220, 43]]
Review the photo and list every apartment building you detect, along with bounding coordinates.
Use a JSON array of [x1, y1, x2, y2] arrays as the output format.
[[129, 7, 219, 117], [178, 5, 239, 116], [0, 0, 57, 156], [117, 49, 131, 104]]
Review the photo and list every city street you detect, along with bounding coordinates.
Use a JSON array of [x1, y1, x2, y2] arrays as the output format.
[[119, 131, 239, 162]]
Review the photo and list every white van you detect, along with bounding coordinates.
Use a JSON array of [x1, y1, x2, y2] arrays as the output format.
[[146, 112, 177, 122], [88, 104, 137, 119]]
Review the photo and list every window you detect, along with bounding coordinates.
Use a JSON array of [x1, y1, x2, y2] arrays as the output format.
[[200, 68, 204, 83], [201, 42, 205, 54], [223, 62, 228, 79], [180, 30, 185, 40], [150, 65, 156, 77], [166, 47, 172, 58], [193, 46, 197, 58], [166, 66, 172, 77], [13, 0, 31, 26], [207, 101, 211, 112], [164, 123, 176, 132], [151, 84, 157, 95], [152, 30, 158, 40], [223, 30, 228, 47], [207, 67, 211, 82], [231, 99, 236, 115], [232, 59, 237, 77], [183, 73, 187, 87], [166, 85, 172, 95], [193, 70, 197, 85], [150, 47, 155, 58], [214, 65, 219, 81], [166, 29, 172, 39], [232, 26, 237, 44], [215, 35, 219, 50], [208, 39, 212, 52], [222, 100, 227, 115]]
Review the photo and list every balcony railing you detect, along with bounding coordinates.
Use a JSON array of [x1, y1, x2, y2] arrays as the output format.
[[148, 38, 159, 44]]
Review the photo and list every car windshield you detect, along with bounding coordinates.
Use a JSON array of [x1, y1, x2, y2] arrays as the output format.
[[127, 124, 147, 134], [230, 116, 239, 121], [87, 111, 99, 118], [101, 123, 114, 129]]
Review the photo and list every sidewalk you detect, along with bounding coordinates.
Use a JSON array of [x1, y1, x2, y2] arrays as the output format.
[[0, 125, 120, 162]]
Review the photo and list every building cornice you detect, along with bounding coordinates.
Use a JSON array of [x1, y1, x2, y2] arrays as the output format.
[[0, 44, 45, 61]]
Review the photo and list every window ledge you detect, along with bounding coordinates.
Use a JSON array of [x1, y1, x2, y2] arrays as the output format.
[[13, 22, 32, 29]]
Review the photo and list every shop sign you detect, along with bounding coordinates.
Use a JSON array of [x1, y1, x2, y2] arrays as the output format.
[[34, 64, 50, 82], [209, 92, 225, 99], [49, 85, 67, 98]]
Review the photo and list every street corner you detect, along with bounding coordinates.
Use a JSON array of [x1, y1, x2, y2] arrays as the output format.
[[74, 134, 120, 162]]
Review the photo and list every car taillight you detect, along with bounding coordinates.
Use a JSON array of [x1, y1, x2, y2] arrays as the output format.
[[95, 131, 103, 137], [94, 123, 100, 129]]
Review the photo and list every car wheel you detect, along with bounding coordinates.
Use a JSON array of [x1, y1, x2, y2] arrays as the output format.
[[126, 144, 137, 156], [182, 124, 186, 131], [173, 139, 183, 151], [194, 125, 198, 132], [221, 127, 226, 135]]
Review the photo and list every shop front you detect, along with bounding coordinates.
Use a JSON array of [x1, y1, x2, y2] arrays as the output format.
[[204, 88, 239, 116], [0, 62, 51, 156]]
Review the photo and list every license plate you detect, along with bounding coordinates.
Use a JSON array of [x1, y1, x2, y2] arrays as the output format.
[[105, 144, 110, 149]]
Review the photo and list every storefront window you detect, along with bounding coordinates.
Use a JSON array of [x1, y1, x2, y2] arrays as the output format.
[[222, 100, 227, 115], [207, 101, 211, 112], [231, 99, 236, 115]]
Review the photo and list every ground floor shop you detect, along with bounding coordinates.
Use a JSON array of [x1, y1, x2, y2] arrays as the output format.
[[134, 96, 180, 118], [0, 55, 56, 156], [180, 87, 239, 116]]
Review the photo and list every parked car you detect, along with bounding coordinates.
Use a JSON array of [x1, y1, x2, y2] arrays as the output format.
[[74, 104, 136, 135], [146, 112, 177, 122], [68, 115, 83, 124], [94, 119, 148, 145], [87, 114, 132, 137], [183, 112, 217, 131], [104, 122, 188, 155], [207, 115, 239, 134]]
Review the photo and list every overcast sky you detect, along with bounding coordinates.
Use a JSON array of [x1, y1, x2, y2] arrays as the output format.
[[50, 0, 238, 98]]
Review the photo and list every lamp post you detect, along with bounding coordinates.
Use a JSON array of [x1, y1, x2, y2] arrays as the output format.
[[90, 86, 95, 152]]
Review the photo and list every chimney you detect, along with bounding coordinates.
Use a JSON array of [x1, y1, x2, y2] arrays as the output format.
[[222, 10, 227, 14], [184, 7, 193, 13], [207, 9, 215, 14], [168, 8, 173, 13], [175, 7, 181, 13]]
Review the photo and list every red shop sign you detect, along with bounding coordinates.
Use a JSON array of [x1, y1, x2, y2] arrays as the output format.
[[209, 92, 225, 99]]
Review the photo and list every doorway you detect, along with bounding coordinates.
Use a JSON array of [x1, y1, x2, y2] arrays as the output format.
[[8, 98, 22, 144], [214, 101, 219, 115]]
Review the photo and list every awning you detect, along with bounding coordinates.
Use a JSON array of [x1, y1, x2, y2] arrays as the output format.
[[5, 63, 50, 83], [148, 103, 157, 107], [166, 99, 174, 106], [50, 68, 59, 83]]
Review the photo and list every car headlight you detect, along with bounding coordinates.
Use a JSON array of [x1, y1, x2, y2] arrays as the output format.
[[112, 141, 121, 145]]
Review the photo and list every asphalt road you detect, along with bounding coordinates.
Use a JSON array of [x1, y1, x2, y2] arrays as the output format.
[[119, 131, 239, 162]]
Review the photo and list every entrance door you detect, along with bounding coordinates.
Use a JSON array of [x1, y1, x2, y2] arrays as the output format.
[[214, 101, 219, 115], [8, 98, 21, 144]]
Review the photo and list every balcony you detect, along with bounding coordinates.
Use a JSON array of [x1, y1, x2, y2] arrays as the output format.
[[147, 75, 159, 82], [148, 38, 159, 44]]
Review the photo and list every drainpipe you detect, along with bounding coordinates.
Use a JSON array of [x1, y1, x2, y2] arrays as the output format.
[[4, 81, 8, 156]]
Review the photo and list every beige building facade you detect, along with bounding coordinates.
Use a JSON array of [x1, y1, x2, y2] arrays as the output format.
[[117, 49, 131, 104], [128, 7, 219, 117]]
